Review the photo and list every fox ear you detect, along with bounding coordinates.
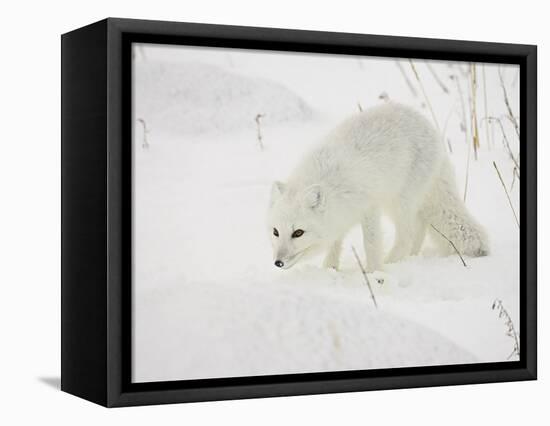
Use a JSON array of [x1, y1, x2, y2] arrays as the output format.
[[270, 181, 285, 205], [304, 184, 325, 211]]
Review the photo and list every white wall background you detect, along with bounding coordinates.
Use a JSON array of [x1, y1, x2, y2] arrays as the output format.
[[0, 0, 545, 424]]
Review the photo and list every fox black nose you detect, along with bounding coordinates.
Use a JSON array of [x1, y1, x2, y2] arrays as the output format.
[[274, 260, 284, 268]]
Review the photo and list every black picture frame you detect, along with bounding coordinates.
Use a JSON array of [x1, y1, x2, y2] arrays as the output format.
[[61, 17, 537, 407]]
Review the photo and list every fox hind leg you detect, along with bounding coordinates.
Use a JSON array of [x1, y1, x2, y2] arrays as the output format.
[[410, 217, 427, 256], [323, 239, 343, 270], [386, 202, 418, 264]]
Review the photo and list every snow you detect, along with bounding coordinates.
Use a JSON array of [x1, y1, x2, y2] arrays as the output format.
[[132, 44, 520, 382], [134, 60, 313, 136]]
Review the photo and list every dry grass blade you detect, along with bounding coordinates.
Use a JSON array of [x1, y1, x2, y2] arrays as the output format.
[[409, 60, 440, 131], [395, 60, 418, 98], [255, 113, 265, 151], [493, 161, 520, 228], [351, 246, 378, 309], [470, 64, 480, 160], [482, 65, 491, 149], [426, 61, 449, 94], [486, 117, 519, 175], [137, 118, 150, 149], [441, 101, 458, 155], [430, 224, 468, 267], [510, 167, 518, 192], [498, 67, 520, 139], [450, 74, 469, 147], [446, 138, 453, 154], [492, 299, 520, 360]]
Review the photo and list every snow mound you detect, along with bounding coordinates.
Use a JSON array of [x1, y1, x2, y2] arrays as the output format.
[[134, 61, 313, 136], [134, 278, 476, 382]]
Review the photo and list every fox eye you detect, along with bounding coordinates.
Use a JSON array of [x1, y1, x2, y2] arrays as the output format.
[[273, 228, 279, 237], [291, 229, 304, 238]]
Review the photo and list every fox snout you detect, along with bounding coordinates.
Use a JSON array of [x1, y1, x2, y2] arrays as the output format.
[[272, 248, 302, 269], [274, 257, 294, 269], [273, 249, 289, 269]]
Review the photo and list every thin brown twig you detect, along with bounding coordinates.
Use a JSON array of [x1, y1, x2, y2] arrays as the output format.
[[450, 74, 469, 146], [482, 65, 491, 150], [441, 101, 458, 154], [396, 60, 418, 98], [430, 224, 468, 267], [426, 62, 450, 94], [490, 116, 496, 151], [446, 138, 453, 154], [484, 117, 520, 175], [465, 67, 475, 152], [493, 161, 520, 228], [255, 113, 265, 151], [503, 114, 521, 129], [510, 167, 519, 192], [492, 299, 520, 360], [351, 246, 378, 309], [409, 60, 440, 131], [498, 67, 520, 140], [137, 118, 150, 149], [470, 63, 480, 160]]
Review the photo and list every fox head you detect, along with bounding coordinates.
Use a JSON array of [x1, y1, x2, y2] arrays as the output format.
[[267, 181, 326, 269]]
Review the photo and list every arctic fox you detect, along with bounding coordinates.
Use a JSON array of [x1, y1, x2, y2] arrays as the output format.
[[267, 102, 488, 271]]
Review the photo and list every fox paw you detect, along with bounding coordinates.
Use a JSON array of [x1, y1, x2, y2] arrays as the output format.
[[322, 258, 340, 270]]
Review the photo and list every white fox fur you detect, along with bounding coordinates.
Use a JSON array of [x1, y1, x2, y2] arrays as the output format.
[[267, 102, 489, 271]]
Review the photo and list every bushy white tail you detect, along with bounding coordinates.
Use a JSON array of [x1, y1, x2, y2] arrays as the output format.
[[420, 158, 489, 257]]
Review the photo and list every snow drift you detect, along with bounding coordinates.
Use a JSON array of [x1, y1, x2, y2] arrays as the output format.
[[134, 276, 476, 382], [134, 61, 313, 136]]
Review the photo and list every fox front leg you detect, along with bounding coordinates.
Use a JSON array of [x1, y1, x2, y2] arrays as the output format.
[[362, 209, 383, 272], [323, 239, 343, 270]]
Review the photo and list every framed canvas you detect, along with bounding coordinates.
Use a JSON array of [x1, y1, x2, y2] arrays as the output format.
[[61, 18, 537, 407]]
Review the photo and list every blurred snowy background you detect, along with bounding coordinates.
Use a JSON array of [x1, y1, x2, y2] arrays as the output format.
[[131, 43, 520, 382]]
